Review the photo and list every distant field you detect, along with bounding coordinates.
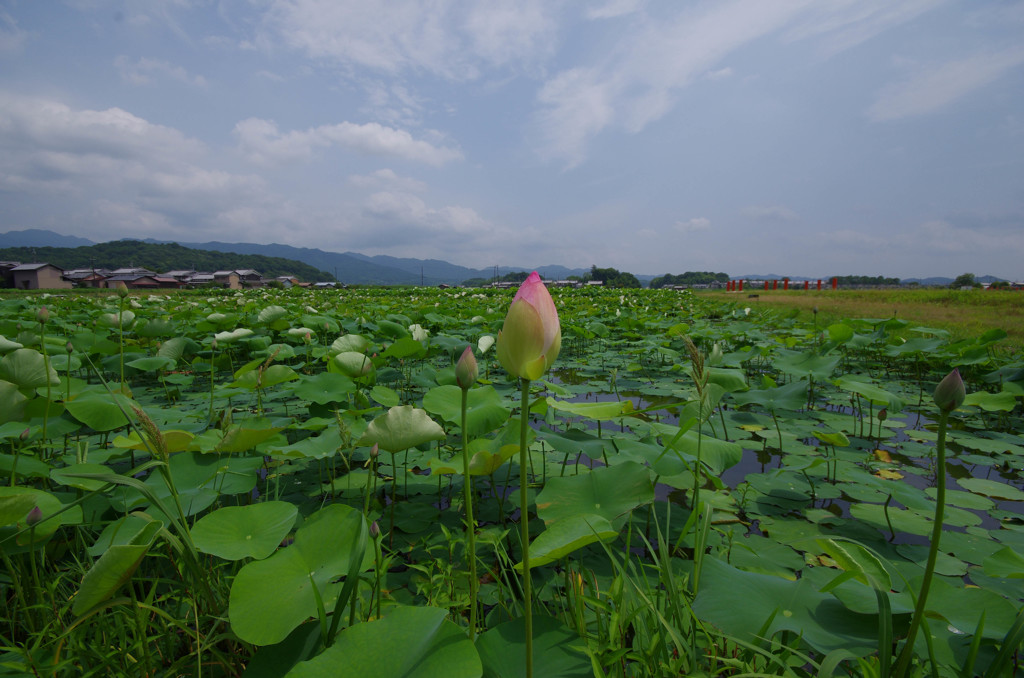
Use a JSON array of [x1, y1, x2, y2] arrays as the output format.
[[702, 288, 1024, 352]]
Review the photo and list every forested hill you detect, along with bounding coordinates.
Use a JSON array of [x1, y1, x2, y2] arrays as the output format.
[[0, 241, 335, 282]]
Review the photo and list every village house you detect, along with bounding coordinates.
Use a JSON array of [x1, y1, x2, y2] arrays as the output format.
[[9, 263, 72, 290]]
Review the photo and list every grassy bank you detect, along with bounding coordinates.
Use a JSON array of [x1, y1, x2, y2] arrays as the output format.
[[702, 287, 1024, 351]]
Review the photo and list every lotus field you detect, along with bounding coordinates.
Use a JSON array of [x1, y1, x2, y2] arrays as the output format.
[[2, 282, 1023, 677]]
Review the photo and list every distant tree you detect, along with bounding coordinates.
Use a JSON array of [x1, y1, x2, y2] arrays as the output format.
[[650, 271, 729, 288], [950, 273, 978, 289], [832, 275, 901, 286], [583, 265, 641, 288]]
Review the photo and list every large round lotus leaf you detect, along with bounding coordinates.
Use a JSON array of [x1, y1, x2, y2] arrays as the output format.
[[646, 422, 743, 475], [330, 334, 370, 355], [369, 384, 400, 407], [694, 557, 878, 655], [356, 405, 445, 453], [834, 377, 904, 410], [774, 350, 841, 381], [292, 372, 355, 404], [535, 461, 653, 530], [0, 380, 27, 424], [229, 504, 371, 645], [0, 336, 24, 353], [476, 615, 591, 678], [520, 513, 618, 569], [0, 348, 59, 389], [127, 356, 176, 372], [258, 305, 287, 325], [232, 364, 299, 390], [192, 501, 297, 561], [157, 336, 195, 362], [284, 606, 481, 678], [47, 354, 82, 372], [135, 318, 175, 338], [381, 336, 426, 360], [376, 319, 410, 339], [214, 328, 254, 344], [958, 477, 1024, 502], [545, 397, 632, 421], [332, 352, 374, 379], [423, 385, 511, 438], [112, 429, 195, 454], [731, 380, 808, 412], [65, 393, 134, 431], [707, 367, 749, 393], [99, 310, 135, 329]]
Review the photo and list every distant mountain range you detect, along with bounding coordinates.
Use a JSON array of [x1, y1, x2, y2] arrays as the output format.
[[1, 229, 1010, 286], [0, 229, 592, 285]]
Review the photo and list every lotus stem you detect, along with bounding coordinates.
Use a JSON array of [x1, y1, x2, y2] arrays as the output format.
[[461, 387, 478, 639], [893, 408, 948, 676], [519, 377, 533, 678]]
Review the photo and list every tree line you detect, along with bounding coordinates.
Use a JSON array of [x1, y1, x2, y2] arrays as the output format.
[[0, 241, 335, 282]]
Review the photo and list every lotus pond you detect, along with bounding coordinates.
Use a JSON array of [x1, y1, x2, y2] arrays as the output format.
[[1, 286, 1022, 677]]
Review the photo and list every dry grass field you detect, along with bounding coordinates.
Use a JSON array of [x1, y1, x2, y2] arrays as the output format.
[[702, 288, 1024, 352]]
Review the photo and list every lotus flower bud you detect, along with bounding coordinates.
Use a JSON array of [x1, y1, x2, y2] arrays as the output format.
[[369, 521, 381, 539], [37, 306, 49, 324], [496, 272, 561, 380], [933, 369, 965, 412], [26, 506, 43, 527], [878, 408, 887, 422], [455, 346, 478, 390], [370, 443, 379, 459], [116, 282, 129, 298], [66, 341, 74, 354]]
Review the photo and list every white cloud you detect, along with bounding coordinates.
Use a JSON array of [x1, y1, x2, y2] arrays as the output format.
[[585, 0, 644, 20], [826, 220, 1024, 258], [0, 10, 29, 52], [261, 0, 559, 80], [532, 0, 955, 166], [534, 1, 813, 166], [868, 47, 1024, 121], [705, 67, 734, 80], [233, 117, 463, 166], [784, 0, 947, 55], [114, 56, 208, 87], [675, 217, 711, 233], [349, 169, 427, 193], [742, 205, 798, 221], [0, 92, 267, 235]]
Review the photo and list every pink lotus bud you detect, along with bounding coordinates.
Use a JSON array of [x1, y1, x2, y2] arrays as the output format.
[[455, 345, 478, 390], [26, 506, 43, 527], [37, 306, 49, 324], [369, 521, 381, 538], [66, 341, 74, 354], [933, 369, 965, 412], [370, 443, 379, 459], [496, 272, 561, 380]]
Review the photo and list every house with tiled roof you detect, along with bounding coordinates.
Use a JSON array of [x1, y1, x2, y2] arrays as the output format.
[[10, 263, 72, 290]]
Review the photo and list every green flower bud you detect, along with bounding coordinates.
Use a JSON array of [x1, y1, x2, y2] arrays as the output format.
[[455, 346, 478, 390], [933, 369, 965, 412]]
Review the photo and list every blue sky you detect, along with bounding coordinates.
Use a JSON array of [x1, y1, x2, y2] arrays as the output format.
[[1, 1, 1023, 279]]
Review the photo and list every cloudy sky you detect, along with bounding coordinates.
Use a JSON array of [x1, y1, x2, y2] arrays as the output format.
[[2, 1, 1023, 278]]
